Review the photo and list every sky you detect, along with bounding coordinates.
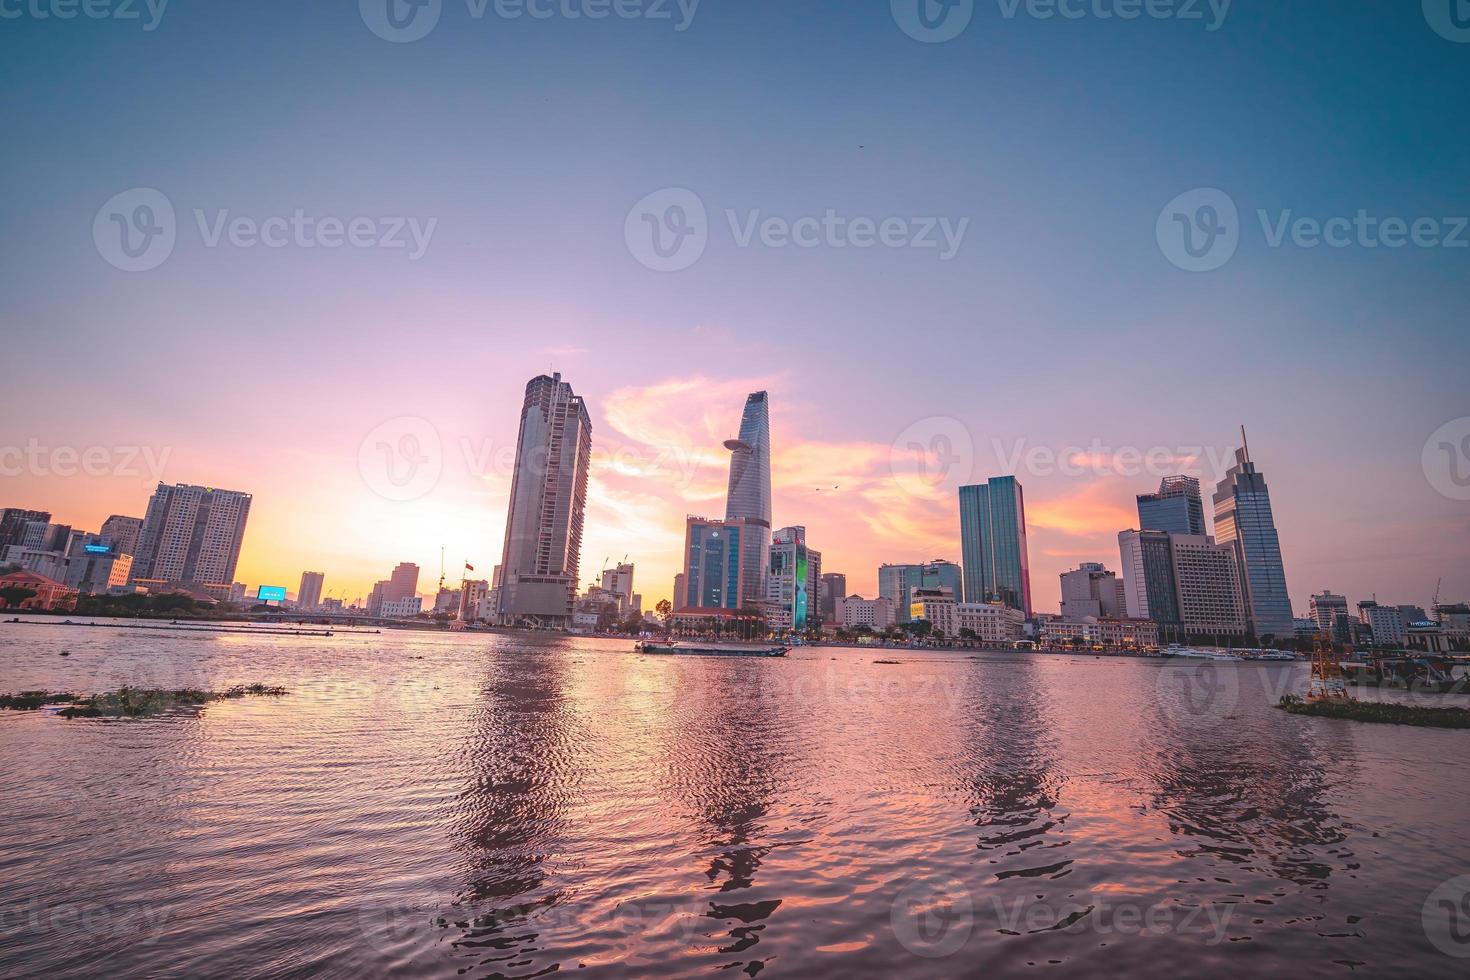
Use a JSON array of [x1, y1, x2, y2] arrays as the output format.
[[1, 0, 1467, 613]]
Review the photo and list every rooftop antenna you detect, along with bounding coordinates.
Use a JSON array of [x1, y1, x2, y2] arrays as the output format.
[[1240, 425, 1251, 463]]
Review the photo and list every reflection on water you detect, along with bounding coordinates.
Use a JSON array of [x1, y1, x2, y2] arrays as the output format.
[[2, 623, 1469, 978]]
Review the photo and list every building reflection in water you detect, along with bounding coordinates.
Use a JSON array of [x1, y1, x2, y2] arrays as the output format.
[[446, 640, 586, 975], [656, 660, 798, 976], [955, 661, 1071, 879], [1142, 665, 1356, 885]]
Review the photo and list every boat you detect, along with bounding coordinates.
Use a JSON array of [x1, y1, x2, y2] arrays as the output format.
[[1168, 646, 1244, 662], [636, 640, 788, 658]]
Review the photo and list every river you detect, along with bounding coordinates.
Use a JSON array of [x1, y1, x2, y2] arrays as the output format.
[[2, 619, 1468, 977]]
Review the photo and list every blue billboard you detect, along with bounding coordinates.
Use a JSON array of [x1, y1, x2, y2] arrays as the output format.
[[83, 543, 112, 554], [257, 585, 287, 603]]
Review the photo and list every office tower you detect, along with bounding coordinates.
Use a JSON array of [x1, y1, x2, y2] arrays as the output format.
[[1136, 475, 1206, 535], [298, 571, 325, 610], [767, 526, 821, 632], [958, 476, 1032, 616], [367, 581, 388, 616], [497, 373, 593, 626], [1059, 562, 1126, 619], [834, 595, 896, 631], [723, 391, 773, 611], [819, 572, 847, 624], [99, 515, 143, 556], [386, 562, 419, 601], [878, 560, 962, 624], [132, 483, 252, 585], [682, 516, 762, 610], [1213, 441, 1294, 638], [1118, 530, 1247, 641], [1310, 591, 1351, 641], [0, 508, 49, 549]]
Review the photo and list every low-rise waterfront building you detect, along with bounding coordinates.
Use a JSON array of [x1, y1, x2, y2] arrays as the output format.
[[833, 595, 896, 631], [0, 570, 78, 611]]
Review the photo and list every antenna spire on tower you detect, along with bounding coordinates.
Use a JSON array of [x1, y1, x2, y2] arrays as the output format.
[[1240, 425, 1251, 463]]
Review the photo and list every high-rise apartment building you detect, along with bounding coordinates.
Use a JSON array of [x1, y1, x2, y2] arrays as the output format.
[[0, 508, 49, 549], [878, 560, 962, 624], [1213, 442, 1294, 638], [1136, 475, 1207, 536], [99, 515, 143, 556], [1357, 600, 1407, 646], [681, 516, 762, 610], [958, 476, 1032, 616], [297, 571, 325, 610], [767, 526, 821, 632], [600, 562, 635, 613], [497, 373, 592, 627], [723, 391, 773, 607], [132, 484, 252, 585], [386, 562, 419, 601], [1310, 591, 1351, 641]]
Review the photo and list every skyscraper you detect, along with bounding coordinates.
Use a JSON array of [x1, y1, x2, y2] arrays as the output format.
[[132, 483, 252, 585], [767, 526, 821, 632], [1213, 441, 1294, 638], [1118, 529, 1248, 642], [99, 515, 143, 556], [681, 516, 761, 610], [958, 476, 1032, 617], [1136, 475, 1206, 536], [497, 373, 593, 627], [723, 391, 772, 611], [386, 562, 419, 601], [297, 571, 324, 610]]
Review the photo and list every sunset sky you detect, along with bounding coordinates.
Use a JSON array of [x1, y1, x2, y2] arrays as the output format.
[[2, 1, 1466, 612]]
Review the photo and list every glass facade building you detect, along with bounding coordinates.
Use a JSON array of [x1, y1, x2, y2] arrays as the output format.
[[723, 392, 772, 608], [958, 477, 1033, 617], [878, 560, 962, 624], [683, 516, 757, 610], [1136, 475, 1206, 536], [1212, 447, 1295, 638]]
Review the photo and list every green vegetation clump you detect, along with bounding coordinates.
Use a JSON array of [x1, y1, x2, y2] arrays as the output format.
[[1277, 694, 1470, 729], [0, 685, 287, 719]]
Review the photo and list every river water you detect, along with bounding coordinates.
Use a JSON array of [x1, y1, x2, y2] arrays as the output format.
[[2, 620, 1469, 978]]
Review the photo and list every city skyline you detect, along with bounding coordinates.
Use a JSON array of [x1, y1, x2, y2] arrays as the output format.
[[3, 386, 1463, 618]]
